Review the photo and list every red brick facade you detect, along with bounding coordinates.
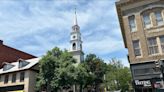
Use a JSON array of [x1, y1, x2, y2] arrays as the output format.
[[0, 41, 36, 67]]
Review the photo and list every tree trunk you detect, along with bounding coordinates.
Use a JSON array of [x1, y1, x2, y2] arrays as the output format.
[[95, 84, 99, 92], [46, 82, 51, 92], [80, 84, 83, 92]]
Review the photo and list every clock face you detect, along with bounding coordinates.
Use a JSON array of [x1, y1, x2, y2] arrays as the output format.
[[73, 35, 76, 39]]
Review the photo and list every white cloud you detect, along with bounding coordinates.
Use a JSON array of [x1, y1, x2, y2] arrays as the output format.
[[84, 36, 124, 55], [0, 0, 128, 66]]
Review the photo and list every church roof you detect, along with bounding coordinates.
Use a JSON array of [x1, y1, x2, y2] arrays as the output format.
[[0, 40, 36, 67]]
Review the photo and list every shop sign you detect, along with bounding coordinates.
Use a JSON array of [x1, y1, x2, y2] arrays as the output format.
[[135, 80, 151, 87]]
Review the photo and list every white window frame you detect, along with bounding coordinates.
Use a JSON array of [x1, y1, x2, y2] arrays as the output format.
[[155, 11, 164, 26], [143, 13, 152, 29], [133, 40, 141, 56], [160, 36, 164, 53], [148, 37, 159, 55], [128, 15, 137, 32]]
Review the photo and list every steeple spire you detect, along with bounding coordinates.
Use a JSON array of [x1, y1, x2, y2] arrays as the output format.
[[70, 8, 84, 64], [74, 8, 78, 25]]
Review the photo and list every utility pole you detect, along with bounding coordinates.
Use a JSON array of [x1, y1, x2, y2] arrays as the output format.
[[104, 74, 107, 92], [73, 85, 76, 92]]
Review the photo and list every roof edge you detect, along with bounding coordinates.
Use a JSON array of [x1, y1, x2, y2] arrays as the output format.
[[115, 3, 128, 48], [3, 44, 37, 58]]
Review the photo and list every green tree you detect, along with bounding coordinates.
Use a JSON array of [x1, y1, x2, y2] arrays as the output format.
[[36, 47, 77, 92], [83, 54, 107, 92], [75, 63, 89, 92], [105, 58, 132, 92], [36, 47, 132, 92]]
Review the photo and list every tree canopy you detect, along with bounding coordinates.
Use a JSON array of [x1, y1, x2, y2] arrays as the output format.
[[36, 47, 77, 91], [83, 54, 107, 91], [36, 47, 132, 92], [105, 58, 133, 92]]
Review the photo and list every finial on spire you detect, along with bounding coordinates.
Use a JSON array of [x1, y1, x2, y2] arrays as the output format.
[[74, 8, 78, 25]]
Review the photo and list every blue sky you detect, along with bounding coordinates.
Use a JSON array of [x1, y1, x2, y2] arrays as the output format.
[[0, 0, 129, 66]]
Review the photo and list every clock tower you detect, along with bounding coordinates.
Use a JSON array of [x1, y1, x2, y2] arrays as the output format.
[[70, 9, 84, 64]]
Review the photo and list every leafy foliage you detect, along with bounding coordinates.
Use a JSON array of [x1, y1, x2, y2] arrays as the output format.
[[36, 47, 132, 92], [75, 63, 89, 92], [83, 54, 107, 91], [36, 47, 76, 91], [105, 58, 132, 92]]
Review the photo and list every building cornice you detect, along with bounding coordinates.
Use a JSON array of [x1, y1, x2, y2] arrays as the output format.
[[116, 2, 127, 48], [69, 50, 84, 55]]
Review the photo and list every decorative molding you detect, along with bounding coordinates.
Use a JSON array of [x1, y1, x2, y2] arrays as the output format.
[[139, 5, 164, 14]]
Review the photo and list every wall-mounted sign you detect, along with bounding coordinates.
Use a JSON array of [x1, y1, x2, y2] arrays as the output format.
[[135, 80, 151, 87]]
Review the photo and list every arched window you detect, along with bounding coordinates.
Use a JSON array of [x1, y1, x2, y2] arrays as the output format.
[[140, 7, 164, 28], [73, 43, 76, 50], [155, 10, 164, 26], [142, 12, 151, 28]]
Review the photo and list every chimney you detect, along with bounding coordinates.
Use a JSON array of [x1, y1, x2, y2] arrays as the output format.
[[0, 40, 3, 44]]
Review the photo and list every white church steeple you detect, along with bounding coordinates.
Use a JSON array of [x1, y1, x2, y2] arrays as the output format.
[[70, 8, 84, 63], [70, 8, 82, 51]]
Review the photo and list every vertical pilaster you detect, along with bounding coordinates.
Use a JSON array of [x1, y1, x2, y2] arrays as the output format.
[[24, 71, 29, 92]]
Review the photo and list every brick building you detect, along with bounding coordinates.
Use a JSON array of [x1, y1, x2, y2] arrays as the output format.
[[0, 40, 36, 67], [116, 0, 164, 92]]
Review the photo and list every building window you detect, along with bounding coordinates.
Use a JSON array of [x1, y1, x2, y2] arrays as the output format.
[[143, 13, 151, 28], [72, 43, 76, 50], [3, 64, 14, 71], [148, 37, 159, 55], [133, 40, 141, 56], [128, 15, 136, 32], [12, 73, 16, 83], [160, 36, 164, 53], [155, 11, 164, 26], [20, 72, 25, 82], [19, 60, 29, 68], [4, 75, 9, 84]]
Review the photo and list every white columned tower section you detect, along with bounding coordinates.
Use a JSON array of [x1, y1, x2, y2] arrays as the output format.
[[70, 8, 84, 64]]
